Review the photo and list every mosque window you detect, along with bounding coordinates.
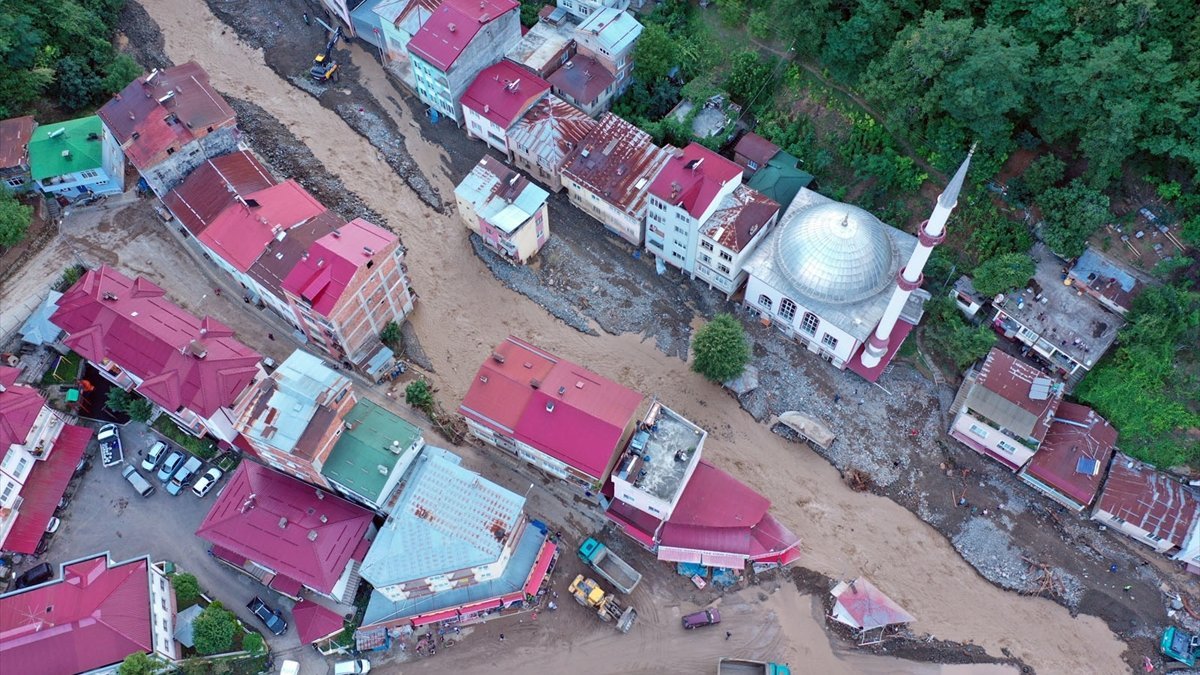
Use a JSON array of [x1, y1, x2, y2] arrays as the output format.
[[757, 295, 773, 311], [800, 311, 818, 334], [780, 298, 797, 321]]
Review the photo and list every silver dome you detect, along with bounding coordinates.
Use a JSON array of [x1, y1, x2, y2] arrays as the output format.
[[772, 201, 897, 305]]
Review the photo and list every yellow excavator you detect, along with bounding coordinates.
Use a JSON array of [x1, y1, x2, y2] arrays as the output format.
[[568, 574, 637, 633], [310, 24, 342, 83]]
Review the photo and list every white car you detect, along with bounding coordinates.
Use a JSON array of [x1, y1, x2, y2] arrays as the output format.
[[333, 660, 370, 675], [142, 441, 167, 472], [279, 660, 300, 675], [45, 517, 61, 534], [191, 467, 224, 497]]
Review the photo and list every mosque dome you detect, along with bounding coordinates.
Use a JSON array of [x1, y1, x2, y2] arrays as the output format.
[[772, 201, 897, 305]]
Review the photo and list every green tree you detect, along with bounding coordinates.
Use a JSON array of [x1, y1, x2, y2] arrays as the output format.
[[53, 55, 102, 111], [106, 387, 133, 414], [631, 24, 677, 83], [192, 601, 238, 656], [724, 51, 777, 110], [971, 253, 1036, 297], [171, 573, 200, 608], [125, 398, 153, 423], [1038, 179, 1110, 258], [923, 298, 996, 368], [405, 379, 435, 414], [0, 191, 32, 247], [242, 632, 265, 655], [118, 652, 161, 675], [957, 192, 1032, 265], [690, 314, 750, 382], [518, 0, 543, 27], [716, 0, 745, 26], [1021, 154, 1066, 198], [101, 53, 141, 95], [380, 321, 403, 349]]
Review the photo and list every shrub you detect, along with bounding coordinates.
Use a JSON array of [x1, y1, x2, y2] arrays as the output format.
[[171, 573, 200, 608], [691, 314, 751, 382], [971, 253, 1036, 297], [405, 379, 435, 414], [192, 602, 238, 656]]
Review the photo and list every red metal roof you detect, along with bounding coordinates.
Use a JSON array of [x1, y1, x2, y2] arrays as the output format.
[[702, 185, 779, 253], [1, 424, 90, 554], [293, 600, 346, 644], [547, 56, 615, 105], [98, 61, 236, 169], [0, 116, 34, 169], [733, 132, 778, 170], [408, 0, 518, 71], [162, 151, 278, 237], [1022, 402, 1117, 508], [605, 499, 660, 548], [649, 143, 743, 220], [747, 512, 801, 563], [195, 462, 374, 595], [561, 113, 671, 216], [247, 210, 346, 304], [658, 460, 772, 554], [508, 95, 596, 173], [282, 218, 397, 316], [831, 577, 915, 630], [0, 554, 153, 673], [846, 320, 915, 383], [50, 266, 262, 418], [197, 180, 328, 273], [459, 336, 644, 480], [411, 608, 459, 627], [522, 540, 556, 596], [1095, 453, 1200, 547], [0, 367, 42, 450], [461, 61, 549, 130]]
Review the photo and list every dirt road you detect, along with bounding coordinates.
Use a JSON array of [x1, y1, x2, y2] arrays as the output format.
[[122, 0, 1134, 672]]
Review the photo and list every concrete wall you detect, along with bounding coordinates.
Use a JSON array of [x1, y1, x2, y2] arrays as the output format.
[[563, 176, 643, 245], [1092, 508, 1178, 554], [147, 562, 179, 660], [411, 10, 520, 124], [463, 106, 510, 153]]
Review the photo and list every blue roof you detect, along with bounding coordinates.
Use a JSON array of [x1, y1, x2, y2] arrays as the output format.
[[19, 291, 63, 345], [359, 447, 526, 587], [1070, 249, 1137, 294], [361, 524, 545, 627], [242, 351, 351, 454]]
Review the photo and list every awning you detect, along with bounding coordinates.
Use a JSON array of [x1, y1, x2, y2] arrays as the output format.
[[411, 609, 460, 627], [500, 591, 526, 605], [269, 574, 304, 598], [700, 551, 747, 569], [210, 545, 248, 567], [2, 424, 90, 554], [458, 598, 502, 615], [656, 546, 703, 564], [522, 540, 557, 597]]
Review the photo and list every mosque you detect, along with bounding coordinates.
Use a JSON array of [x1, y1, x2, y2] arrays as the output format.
[[742, 151, 974, 381]]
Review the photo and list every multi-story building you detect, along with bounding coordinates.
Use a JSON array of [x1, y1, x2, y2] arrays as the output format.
[[460, 61, 550, 153], [947, 348, 1063, 471], [454, 156, 551, 264], [0, 553, 179, 672], [1093, 453, 1199, 559], [50, 266, 264, 442], [0, 367, 92, 555], [560, 113, 672, 245], [28, 115, 125, 197], [1017, 402, 1116, 512], [572, 9, 641, 94], [359, 446, 556, 631], [320, 399, 425, 510], [1066, 247, 1146, 316], [546, 55, 617, 117], [0, 116, 34, 193], [557, 0, 628, 22], [506, 94, 595, 192], [407, 0, 521, 125], [644, 143, 743, 273], [505, 7, 577, 78], [693, 186, 780, 298], [459, 336, 645, 492], [282, 218, 416, 377], [374, 0, 446, 89], [98, 62, 238, 196]]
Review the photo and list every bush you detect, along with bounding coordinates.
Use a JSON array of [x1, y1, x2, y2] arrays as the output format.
[[171, 573, 200, 608], [923, 298, 996, 368], [0, 191, 32, 247], [242, 633, 265, 655], [405, 379, 435, 414], [691, 314, 751, 382], [118, 652, 161, 675], [193, 601, 238, 656], [971, 253, 1036, 297], [380, 321, 403, 350], [1038, 179, 1110, 259], [1021, 154, 1065, 198]]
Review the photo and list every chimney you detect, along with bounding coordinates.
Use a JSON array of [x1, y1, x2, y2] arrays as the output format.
[[307, 530, 318, 541], [278, 516, 289, 529], [491, 351, 506, 363], [448, 22, 457, 32], [315, 489, 325, 500], [320, 514, 328, 523]]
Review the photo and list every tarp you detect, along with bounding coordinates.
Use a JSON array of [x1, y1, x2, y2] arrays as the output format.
[[773, 411, 836, 449], [830, 577, 915, 631], [3, 424, 90, 554], [522, 540, 557, 597]]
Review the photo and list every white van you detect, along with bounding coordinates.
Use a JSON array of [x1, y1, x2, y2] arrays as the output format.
[[333, 660, 371, 674]]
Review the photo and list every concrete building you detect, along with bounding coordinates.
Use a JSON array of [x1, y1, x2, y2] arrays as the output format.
[[459, 336, 645, 492], [991, 242, 1123, 387], [572, 9, 641, 95], [547, 54, 617, 117], [98, 62, 238, 196], [0, 368, 92, 555], [407, 0, 521, 125], [0, 116, 34, 193], [694, 186, 780, 297], [282, 218, 416, 378], [505, 7, 577, 78], [950, 275, 986, 319], [320, 399, 425, 510], [948, 348, 1063, 471], [460, 61, 550, 153], [359, 446, 556, 631], [28, 116, 124, 197], [1093, 453, 1199, 558], [1066, 247, 1146, 316], [506, 94, 595, 192], [375, 0, 446, 90], [557, 0, 629, 23], [50, 266, 264, 443], [644, 143, 743, 274], [455, 156, 551, 264], [0, 553, 179, 672], [733, 132, 778, 177], [560, 113, 673, 245], [1018, 402, 1116, 512], [745, 150, 814, 212]]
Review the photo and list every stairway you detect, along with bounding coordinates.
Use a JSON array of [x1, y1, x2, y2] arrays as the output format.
[[340, 560, 364, 604]]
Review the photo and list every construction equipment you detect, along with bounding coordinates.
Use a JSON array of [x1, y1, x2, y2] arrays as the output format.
[[578, 538, 642, 594], [568, 574, 637, 633], [310, 25, 343, 82], [1160, 626, 1200, 668]]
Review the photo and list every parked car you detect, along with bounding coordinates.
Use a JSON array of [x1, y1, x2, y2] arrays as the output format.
[[279, 661, 301, 675], [97, 424, 122, 466], [142, 441, 168, 472], [13, 563, 53, 589], [247, 596, 288, 636], [122, 465, 156, 497], [333, 660, 371, 674], [156, 450, 184, 483], [45, 517, 61, 534], [167, 456, 202, 495], [74, 457, 91, 474], [191, 467, 224, 497], [682, 608, 721, 630]]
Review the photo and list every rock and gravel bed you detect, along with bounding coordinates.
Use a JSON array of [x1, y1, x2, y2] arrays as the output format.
[[470, 234, 596, 336]]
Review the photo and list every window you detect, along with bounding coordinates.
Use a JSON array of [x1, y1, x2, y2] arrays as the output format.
[[80, 169, 100, 179], [700, 240, 713, 251], [757, 295, 773, 311], [15, 457, 28, 474], [676, 211, 689, 221], [671, 251, 685, 261], [648, 238, 662, 249], [800, 311, 818, 335], [5, 176, 24, 188], [779, 298, 797, 321], [700, 254, 711, 264], [719, 250, 732, 262], [0, 480, 14, 503], [821, 334, 838, 350], [718, 264, 731, 274], [968, 424, 989, 439], [673, 225, 688, 235], [648, 211, 664, 223], [996, 440, 1018, 454]]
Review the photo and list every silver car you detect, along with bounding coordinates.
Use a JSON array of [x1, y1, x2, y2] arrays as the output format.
[[156, 450, 183, 483], [167, 456, 202, 496]]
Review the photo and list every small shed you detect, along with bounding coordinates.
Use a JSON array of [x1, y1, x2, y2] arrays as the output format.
[[173, 604, 204, 648], [950, 275, 986, 319], [772, 411, 836, 450], [293, 599, 346, 644], [829, 577, 915, 645]]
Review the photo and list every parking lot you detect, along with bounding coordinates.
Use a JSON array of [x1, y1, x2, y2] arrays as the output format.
[[12, 420, 331, 672]]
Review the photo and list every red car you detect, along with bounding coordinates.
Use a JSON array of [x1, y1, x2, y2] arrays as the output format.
[[682, 608, 721, 629]]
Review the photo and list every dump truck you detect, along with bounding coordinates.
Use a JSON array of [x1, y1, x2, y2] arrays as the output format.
[[568, 574, 637, 633], [578, 537, 642, 594], [717, 658, 792, 675], [1161, 626, 1200, 668]]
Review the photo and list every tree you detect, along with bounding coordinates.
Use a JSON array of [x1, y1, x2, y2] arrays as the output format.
[[1021, 154, 1066, 198], [1038, 179, 1110, 258], [923, 298, 996, 368], [106, 388, 153, 422], [690, 314, 750, 382], [171, 572, 200, 608], [405, 379, 435, 414], [0, 191, 32, 247], [631, 24, 677, 83], [118, 652, 161, 675], [106, 388, 133, 414], [971, 253, 1036, 297], [54, 55, 102, 111], [192, 601, 238, 656], [724, 51, 776, 110], [380, 321, 403, 349], [125, 398, 153, 423], [101, 53, 142, 95], [715, 0, 745, 26], [242, 632, 265, 655]]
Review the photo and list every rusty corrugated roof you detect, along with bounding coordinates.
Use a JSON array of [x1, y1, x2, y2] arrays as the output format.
[[561, 113, 672, 216], [508, 95, 595, 174]]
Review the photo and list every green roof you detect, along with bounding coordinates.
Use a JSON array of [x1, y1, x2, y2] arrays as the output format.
[[747, 151, 814, 211], [28, 116, 105, 180], [321, 400, 423, 505]]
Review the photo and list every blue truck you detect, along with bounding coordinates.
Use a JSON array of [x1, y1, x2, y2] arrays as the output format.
[[578, 537, 642, 594]]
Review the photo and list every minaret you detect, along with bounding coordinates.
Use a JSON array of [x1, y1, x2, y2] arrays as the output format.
[[859, 147, 974, 370]]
